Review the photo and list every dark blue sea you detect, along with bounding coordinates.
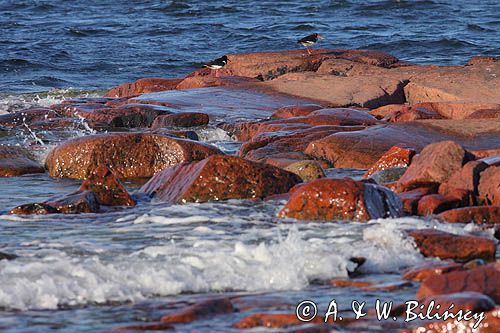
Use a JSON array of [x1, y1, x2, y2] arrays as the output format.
[[0, 1, 498, 332], [1, 0, 499, 93]]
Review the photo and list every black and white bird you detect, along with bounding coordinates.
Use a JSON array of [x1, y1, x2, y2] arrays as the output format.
[[297, 33, 324, 55], [203, 55, 230, 76]]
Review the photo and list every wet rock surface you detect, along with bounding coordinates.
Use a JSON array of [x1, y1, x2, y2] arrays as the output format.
[[417, 262, 500, 303], [0, 146, 45, 177], [140, 155, 301, 204], [279, 178, 403, 221], [46, 132, 223, 179], [408, 229, 496, 262]]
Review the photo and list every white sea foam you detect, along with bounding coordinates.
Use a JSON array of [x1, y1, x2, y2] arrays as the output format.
[[0, 216, 448, 311], [0, 229, 350, 310]]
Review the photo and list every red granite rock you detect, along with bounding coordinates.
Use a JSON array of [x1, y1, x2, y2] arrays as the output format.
[[271, 104, 323, 118], [160, 298, 234, 324], [417, 194, 463, 215], [417, 263, 500, 302], [111, 323, 174, 332], [0, 108, 59, 128], [239, 125, 356, 166], [438, 206, 500, 224], [150, 112, 209, 128], [398, 187, 437, 215], [397, 141, 472, 192], [438, 160, 489, 200], [105, 78, 182, 98], [364, 145, 416, 178], [45, 191, 100, 214], [79, 165, 136, 207], [140, 155, 301, 204], [233, 313, 323, 329], [478, 166, 500, 205], [410, 102, 500, 120], [467, 55, 498, 66], [403, 261, 463, 282], [278, 178, 403, 222], [306, 120, 498, 169], [368, 104, 406, 119], [175, 75, 258, 89], [52, 102, 170, 128], [9, 203, 59, 215], [409, 229, 496, 262], [383, 105, 443, 122], [0, 146, 45, 177], [46, 132, 223, 179]]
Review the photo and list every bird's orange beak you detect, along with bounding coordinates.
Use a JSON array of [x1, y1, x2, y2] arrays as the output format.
[[318, 34, 324, 40]]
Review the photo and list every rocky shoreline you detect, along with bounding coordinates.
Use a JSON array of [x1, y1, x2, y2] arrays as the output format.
[[0, 48, 499, 332]]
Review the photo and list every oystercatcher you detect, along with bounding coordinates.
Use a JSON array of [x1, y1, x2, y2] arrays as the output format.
[[297, 33, 323, 55], [203, 55, 229, 77]]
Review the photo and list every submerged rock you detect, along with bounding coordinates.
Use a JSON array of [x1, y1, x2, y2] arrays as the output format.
[[417, 262, 500, 303], [278, 178, 403, 222], [0, 252, 17, 261], [0, 146, 45, 177], [79, 165, 136, 207], [403, 261, 463, 282], [408, 229, 496, 262], [160, 298, 234, 324], [46, 132, 223, 179], [44, 191, 100, 214], [233, 313, 323, 329], [9, 203, 59, 215], [140, 155, 301, 204]]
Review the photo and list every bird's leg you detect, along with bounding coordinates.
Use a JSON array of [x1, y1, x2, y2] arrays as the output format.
[[307, 47, 312, 55], [215, 69, 219, 78]]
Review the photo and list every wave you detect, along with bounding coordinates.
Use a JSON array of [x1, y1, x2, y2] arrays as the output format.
[[0, 217, 444, 310]]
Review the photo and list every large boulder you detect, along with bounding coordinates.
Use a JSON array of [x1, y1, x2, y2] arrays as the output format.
[[397, 141, 472, 191], [0, 146, 45, 177], [46, 133, 223, 179], [140, 155, 301, 204], [278, 178, 403, 222]]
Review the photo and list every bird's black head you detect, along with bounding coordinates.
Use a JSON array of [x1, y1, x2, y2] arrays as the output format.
[[221, 55, 229, 62]]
